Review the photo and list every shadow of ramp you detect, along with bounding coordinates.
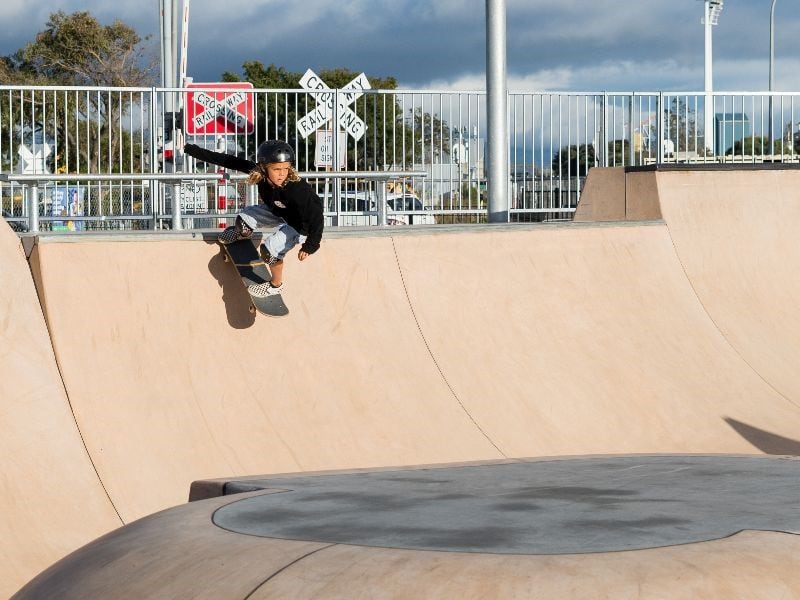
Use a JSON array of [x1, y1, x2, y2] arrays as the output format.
[[725, 417, 800, 456]]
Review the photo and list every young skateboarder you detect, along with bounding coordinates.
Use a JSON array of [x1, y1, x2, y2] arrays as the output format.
[[183, 140, 324, 297]]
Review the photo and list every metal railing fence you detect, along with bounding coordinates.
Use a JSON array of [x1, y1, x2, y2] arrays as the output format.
[[1, 170, 427, 233], [2, 85, 799, 230]]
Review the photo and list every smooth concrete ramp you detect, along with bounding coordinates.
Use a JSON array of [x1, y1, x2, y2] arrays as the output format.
[[25, 223, 800, 526], [392, 223, 800, 457], [4, 164, 800, 596], [576, 165, 800, 411], [28, 233, 504, 522], [655, 169, 800, 404], [0, 224, 122, 598]]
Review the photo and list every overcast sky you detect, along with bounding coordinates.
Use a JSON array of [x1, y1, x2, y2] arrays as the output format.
[[3, 1, 799, 92]]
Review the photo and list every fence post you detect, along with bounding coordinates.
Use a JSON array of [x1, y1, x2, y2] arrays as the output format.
[[149, 88, 159, 229], [377, 179, 388, 226], [601, 93, 608, 168], [628, 94, 635, 166], [657, 92, 665, 164], [172, 182, 183, 230], [28, 183, 39, 233]]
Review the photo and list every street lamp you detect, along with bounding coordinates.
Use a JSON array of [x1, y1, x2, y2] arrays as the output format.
[[701, 0, 723, 155], [769, 0, 777, 148]]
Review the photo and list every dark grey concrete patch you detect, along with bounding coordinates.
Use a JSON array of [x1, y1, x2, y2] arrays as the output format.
[[211, 456, 800, 555]]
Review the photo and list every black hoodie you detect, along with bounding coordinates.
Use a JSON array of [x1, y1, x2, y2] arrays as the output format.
[[183, 143, 324, 254]]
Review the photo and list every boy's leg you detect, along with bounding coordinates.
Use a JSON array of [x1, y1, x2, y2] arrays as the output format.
[[241, 205, 283, 229], [218, 205, 283, 244], [249, 224, 302, 297], [269, 260, 285, 287]]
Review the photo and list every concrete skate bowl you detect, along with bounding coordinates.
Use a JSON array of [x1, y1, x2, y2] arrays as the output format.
[[4, 165, 800, 597]]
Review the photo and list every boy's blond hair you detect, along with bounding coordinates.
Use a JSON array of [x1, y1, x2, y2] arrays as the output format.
[[248, 164, 301, 186]]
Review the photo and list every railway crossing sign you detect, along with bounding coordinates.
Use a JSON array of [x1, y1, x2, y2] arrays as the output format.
[[296, 69, 370, 140], [186, 82, 255, 135]]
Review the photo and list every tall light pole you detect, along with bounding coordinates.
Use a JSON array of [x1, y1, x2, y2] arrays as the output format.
[[769, 0, 777, 146], [702, 0, 723, 155], [486, 0, 508, 222]]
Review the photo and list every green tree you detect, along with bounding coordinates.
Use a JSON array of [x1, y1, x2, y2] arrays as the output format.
[[1, 11, 155, 173], [665, 97, 700, 153], [726, 135, 785, 156], [407, 108, 451, 164], [551, 143, 596, 176], [607, 139, 631, 166], [222, 62, 446, 171]]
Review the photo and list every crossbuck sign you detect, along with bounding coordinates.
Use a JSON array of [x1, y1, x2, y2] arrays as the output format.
[[296, 69, 370, 141], [186, 82, 255, 135]]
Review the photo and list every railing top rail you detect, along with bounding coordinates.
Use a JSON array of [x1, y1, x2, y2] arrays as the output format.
[[0, 173, 228, 183], [0, 171, 427, 184], [3, 84, 800, 96], [0, 85, 153, 93]]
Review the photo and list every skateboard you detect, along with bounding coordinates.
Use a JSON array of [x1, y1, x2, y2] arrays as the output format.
[[218, 237, 289, 317]]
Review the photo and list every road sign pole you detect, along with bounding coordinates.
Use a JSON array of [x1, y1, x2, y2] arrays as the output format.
[[332, 88, 340, 171], [332, 89, 341, 217]]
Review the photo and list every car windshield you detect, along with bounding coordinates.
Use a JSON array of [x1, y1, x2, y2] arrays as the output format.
[[387, 197, 423, 211]]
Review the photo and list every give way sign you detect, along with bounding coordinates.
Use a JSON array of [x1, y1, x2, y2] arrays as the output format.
[[185, 82, 255, 135]]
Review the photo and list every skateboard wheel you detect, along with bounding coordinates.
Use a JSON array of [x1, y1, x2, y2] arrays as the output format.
[[249, 305, 256, 314], [222, 254, 229, 263]]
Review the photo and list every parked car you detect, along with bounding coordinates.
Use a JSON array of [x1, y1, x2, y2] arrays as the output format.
[[322, 190, 435, 226]]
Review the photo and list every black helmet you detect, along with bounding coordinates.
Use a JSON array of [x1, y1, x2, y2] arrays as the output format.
[[256, 140, 294, 164]]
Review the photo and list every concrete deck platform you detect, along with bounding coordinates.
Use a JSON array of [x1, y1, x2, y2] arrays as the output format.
[[14, 456, 800, 599], [210, 456, 800, 555]]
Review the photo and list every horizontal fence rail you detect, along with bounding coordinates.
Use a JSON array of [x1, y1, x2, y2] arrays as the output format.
[[2, 85, 799, 231], [0, 171, 426, 232]]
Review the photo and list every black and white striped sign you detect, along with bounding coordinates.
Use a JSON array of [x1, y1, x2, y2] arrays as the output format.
[[296, 69, 370, 141]]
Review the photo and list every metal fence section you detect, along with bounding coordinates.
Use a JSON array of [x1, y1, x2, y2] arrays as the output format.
[[2, 85, 800, 230]]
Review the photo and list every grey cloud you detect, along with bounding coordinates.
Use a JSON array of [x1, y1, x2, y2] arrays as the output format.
[[2, 0, 797, 92]]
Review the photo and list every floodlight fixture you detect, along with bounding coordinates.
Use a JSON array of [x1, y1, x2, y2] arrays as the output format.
[[705, 0, 724, 25]]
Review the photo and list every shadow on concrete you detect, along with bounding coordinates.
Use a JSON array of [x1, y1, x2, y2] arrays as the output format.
[[206, 241, 255, 329], [725, 417, 800, 456]]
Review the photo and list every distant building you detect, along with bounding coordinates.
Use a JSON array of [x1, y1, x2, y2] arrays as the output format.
[[715, 113, 751, 155]]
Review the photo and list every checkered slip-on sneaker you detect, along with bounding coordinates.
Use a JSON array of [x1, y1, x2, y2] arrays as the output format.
[[218, 216, 254, 245], [248, 281, 284, 298]]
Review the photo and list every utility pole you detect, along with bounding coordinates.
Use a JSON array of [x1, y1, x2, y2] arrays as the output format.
[[702, 0, 723, 156], [769, 0, 777, 148], [485, 0, 509, 222]]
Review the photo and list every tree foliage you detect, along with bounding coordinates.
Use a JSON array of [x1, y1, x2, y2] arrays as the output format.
[[725, 135, 786, 156], [222, 61, 446, 171], [19, 11, 154, 86], [665, 97, 700, 153], [551, 143, 596, 176], [1, 11, 155, 173]]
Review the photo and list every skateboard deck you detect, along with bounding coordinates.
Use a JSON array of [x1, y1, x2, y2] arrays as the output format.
[[218, 237, 289, 317]]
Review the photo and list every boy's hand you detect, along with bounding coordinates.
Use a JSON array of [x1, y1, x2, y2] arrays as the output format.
[[298, 250, 310, 261]]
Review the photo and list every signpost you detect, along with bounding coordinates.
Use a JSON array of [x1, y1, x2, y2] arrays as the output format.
[[314, 130, 346, 169]]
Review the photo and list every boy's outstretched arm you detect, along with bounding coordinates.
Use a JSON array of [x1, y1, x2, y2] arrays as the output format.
[[183, 143, 256, 173]]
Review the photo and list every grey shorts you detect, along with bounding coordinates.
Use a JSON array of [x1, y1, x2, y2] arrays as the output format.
[[238, 205, 305, 260]]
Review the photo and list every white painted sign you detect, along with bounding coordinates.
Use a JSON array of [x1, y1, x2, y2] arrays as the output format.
[[178, 181, 208, 213], [314, 130, 347, 168], [296, 69, 370, 140]]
